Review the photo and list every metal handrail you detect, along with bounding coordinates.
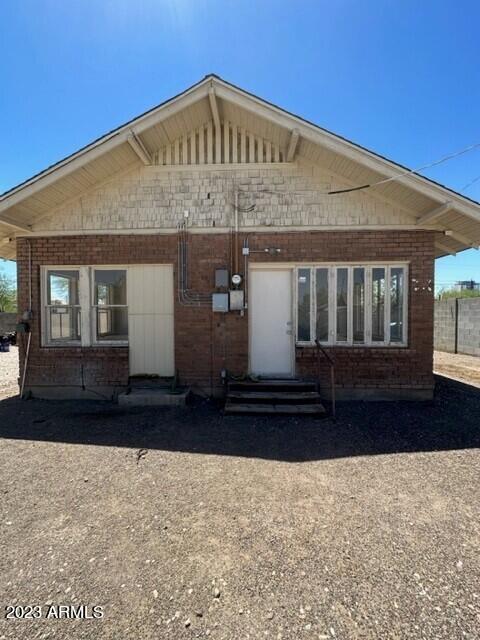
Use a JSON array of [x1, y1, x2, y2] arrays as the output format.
[[315, 340, 336, 419]]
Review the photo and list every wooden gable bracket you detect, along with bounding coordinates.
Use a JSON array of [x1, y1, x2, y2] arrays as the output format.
[[127, 131, 152, 165], [0, 214, 31, 232], [445, 230, 479, 249], [416, 203, 452, 225], [286, 128, 300, 162], [435, 240, 456, 255]]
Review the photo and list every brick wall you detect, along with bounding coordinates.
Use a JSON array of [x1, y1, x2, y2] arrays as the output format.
[[16, 230, 435, 399]]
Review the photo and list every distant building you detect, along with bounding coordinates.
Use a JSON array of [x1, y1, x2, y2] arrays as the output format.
[[456, 280, 480, 291]]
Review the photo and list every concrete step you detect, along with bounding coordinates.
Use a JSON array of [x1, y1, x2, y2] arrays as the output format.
[[129, 376, 175, 389], [229, 379, 317, 393], [228, 390, 321, 403], [118, 388, 189, 407], [225, 401, 326, 415]]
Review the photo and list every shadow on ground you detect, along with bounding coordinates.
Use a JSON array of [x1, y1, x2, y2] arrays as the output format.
[[0, 376, 478, 462]]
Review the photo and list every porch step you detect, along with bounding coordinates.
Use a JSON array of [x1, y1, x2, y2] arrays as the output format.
[[224, 401, 326, 415], [129, 376, 175, 389], [228, 390, 321, 403], [226, 378, 326, 416], [228, 379, 317, 393], [118, 387, 189, 407]]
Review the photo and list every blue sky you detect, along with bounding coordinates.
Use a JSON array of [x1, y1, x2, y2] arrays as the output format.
[[1, 0, 479, 290]]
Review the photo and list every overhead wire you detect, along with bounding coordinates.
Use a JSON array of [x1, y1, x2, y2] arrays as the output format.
[[328, 140, 480, 195], [459, 173, 480, 193]]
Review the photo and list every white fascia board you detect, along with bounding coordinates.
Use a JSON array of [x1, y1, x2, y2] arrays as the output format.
[[0, 82, 210, 214], [212, 79, 480, 222]]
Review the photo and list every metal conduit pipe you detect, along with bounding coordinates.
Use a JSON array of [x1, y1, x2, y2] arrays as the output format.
[[176, 222, 211, 306]]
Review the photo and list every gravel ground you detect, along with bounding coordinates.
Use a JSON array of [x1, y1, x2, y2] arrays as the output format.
[[0, 375, 479, 640], [434, 350, 480, 387], [0, 346, 19, 400]]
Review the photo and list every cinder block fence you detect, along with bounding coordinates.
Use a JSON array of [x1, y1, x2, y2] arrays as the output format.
[[434, 298, 480, 357], [0, 313, 16, 335]]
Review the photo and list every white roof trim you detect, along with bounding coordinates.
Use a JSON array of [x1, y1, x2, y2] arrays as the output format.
[[1, 74, 480, 226]]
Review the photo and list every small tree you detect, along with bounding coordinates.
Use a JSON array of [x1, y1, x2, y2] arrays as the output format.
[[0, 270, 17, 312]]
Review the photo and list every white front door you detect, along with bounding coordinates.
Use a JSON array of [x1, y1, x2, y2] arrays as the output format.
[[127, 265, 175, 376], [250, 269, 294, 377]]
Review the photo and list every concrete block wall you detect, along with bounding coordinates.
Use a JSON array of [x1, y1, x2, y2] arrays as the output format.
[[457, 298, 480, 356], [434, 299, 456, 353], [0, 313, 17, 335], [434, 298, 480, 356]]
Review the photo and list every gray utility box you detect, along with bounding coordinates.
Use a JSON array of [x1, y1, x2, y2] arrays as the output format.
[[212, 293, 229, 313], [215, 268, 229, 288], [229, 289, 244, 311]]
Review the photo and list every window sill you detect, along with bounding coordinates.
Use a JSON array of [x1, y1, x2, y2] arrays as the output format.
[[295, 342, 409, 349], [42, 343, 129, 349]]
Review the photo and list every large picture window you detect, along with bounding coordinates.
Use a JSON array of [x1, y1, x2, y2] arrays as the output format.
[[296, 264, 408, 347], [42, 267, 128, 347]]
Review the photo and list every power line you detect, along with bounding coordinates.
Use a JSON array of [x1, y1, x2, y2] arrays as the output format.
[[328, 140, 480, 195], [460, 173, 480, 193]]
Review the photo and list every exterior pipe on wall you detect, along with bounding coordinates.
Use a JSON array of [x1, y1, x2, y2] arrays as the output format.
[[234, 189, 239, 274]]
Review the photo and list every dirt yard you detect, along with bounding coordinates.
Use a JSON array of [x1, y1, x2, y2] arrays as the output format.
[[0, 365, 479, 639], [434, 350, 480, 387]]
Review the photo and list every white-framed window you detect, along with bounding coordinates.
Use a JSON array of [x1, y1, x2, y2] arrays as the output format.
[[44, 269, 82, 345], [42, 266, 128, 347], [92, 268, 128, 344], [295, 264, 408, 347]]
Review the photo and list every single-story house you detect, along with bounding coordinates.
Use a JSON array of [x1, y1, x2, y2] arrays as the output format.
[[1, 74, 480, 402]]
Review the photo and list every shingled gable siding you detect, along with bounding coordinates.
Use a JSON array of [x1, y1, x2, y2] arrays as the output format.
[[33, 161, 415, 234], [16, 230, 435, 399]]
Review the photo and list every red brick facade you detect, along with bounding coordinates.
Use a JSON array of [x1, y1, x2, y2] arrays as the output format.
[[16, 230, 435, 399]]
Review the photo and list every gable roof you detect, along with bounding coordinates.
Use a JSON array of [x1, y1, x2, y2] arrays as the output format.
[[1, 73, 480, 260]]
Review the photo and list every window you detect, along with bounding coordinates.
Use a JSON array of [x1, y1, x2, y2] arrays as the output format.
[[372, 268, 385, 342], [390, 267, 405, 343], [315, 268, 329, 342], [42, 267, 128, 347], [297, 269, 311, 342], [45, 270, 81, 344], [93, 270, 128, 342], [296, 264, 408, 346], [353, 268, 365, 343]]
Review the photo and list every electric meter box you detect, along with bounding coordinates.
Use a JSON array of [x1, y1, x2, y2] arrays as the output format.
[[229, 290, 244, 311], [215, 268, 229, 288], [212, 293, 229, 313]]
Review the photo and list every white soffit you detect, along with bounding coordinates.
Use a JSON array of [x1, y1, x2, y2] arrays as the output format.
[[1, 74, 480, 260]]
